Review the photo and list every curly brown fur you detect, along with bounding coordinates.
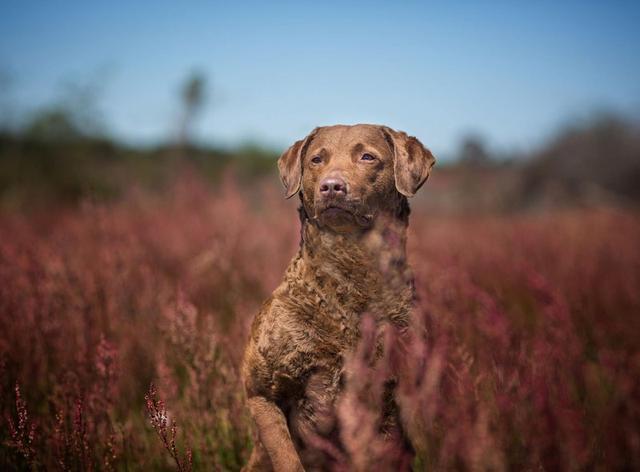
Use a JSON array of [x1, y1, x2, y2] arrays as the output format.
[[242, 124, 435, 471]]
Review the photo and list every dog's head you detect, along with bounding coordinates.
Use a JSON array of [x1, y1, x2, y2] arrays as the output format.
[[278, 124, 435, 233]]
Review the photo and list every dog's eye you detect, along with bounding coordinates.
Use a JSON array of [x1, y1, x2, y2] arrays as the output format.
[[311, 156, 322, 164], [361, 153, 376, 161]]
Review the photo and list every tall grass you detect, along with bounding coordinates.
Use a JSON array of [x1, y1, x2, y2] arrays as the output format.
[[1, 173, 638, 470]]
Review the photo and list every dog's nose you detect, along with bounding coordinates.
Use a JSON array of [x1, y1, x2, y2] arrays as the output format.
[[319, 176, 347, 197]]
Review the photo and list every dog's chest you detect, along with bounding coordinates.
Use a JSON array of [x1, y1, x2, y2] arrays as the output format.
[[267, 266, 408, 393], [272, 299, 359, 384]]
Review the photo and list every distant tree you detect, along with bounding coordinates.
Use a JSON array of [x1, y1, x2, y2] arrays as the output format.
[[458, 134, 491, 166], [521, 113, 640, 205], [177, 71, 207, 152], [25, 107, 81, 141], [57, 77, 108, 137], [23, 73, 109, 142], [0, 69, 16, 134]]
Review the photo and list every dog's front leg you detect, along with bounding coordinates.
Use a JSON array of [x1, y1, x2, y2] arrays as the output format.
[[247, 396, 304, 472]]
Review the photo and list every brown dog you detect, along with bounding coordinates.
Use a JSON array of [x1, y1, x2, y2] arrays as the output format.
[[242, 124, 435, 471]]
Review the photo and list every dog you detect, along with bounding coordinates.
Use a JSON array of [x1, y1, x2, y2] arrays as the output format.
[[242, 124, 435, 471]]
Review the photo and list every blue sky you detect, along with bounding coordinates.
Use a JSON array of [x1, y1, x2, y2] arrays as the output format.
[[1, 1, 639, 158]]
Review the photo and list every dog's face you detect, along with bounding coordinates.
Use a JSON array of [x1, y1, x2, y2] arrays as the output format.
[[278, 124, 435, 233]]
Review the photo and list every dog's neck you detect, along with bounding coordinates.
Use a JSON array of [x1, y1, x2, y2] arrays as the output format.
[[292, 208, 414, 328], [300, 215, 408, 273]]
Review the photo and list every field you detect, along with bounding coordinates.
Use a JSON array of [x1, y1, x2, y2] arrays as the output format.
[[1, 173, 639, 470]]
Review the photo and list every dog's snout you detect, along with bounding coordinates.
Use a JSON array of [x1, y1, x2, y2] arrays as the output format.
[[319, 176, 347, 198]]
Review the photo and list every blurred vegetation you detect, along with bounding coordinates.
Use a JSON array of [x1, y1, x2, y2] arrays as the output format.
[[0, 68, 638, 213], [0, 131, 282, 210], [419, 113, 640, 214], [521, 114, 640, 206], [0, 70, 283, 211]]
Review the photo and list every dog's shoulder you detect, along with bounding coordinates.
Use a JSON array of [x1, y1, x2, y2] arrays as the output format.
[[242, 288, 316, 399], [242, 256, 351, 400]]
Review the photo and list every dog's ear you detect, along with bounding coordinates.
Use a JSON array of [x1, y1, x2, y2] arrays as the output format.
[[277, 128, 319, 199], [381, 126, 436, 197]]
